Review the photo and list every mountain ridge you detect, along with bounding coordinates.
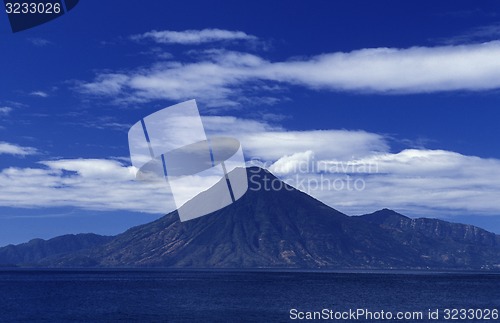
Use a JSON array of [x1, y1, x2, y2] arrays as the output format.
[[1, 167, 499, 270], [0, 233, 113, 266]]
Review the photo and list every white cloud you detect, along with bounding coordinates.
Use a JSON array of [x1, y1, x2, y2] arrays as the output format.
[[0, 107, 12, 116], [78, 41, 500, 107], [262, 41, 500, 93], [0, 142, 37, 156], [269, 151, 315, 174], [0, 159, 175, 213], [241, 130, 388, 161], [202, 115, 281, 134], [201, 115, 388, 160], [273, 149, 500, 216], [0, 158, 228, 215], [28, 38, 52, 46], [132, 28, 257, 45], [78, 51, 268, 107], [30, 91, 49, 98], [79, 74, 129, 96]]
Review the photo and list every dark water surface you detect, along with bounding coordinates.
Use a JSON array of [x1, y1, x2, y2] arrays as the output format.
[[0, 270, 498, 322]]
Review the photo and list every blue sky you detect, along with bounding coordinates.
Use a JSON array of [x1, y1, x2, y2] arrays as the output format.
[[1, 1, 500, 246]]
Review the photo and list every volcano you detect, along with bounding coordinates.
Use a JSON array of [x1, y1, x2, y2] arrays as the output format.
[[2, 167, 499, 270]]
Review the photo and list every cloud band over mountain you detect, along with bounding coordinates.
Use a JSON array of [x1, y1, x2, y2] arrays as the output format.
[[1, 116, 499, 217]]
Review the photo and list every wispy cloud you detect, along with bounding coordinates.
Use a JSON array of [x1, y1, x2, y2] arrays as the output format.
[[436, 23, 500, 45], [131, 28, 258, 45], [0, 107, 12, 116], [28, 37, 52, 47], [0, 142, 38, 156], [78, 41, 500, 107], [30, 91, 49, 98], [60, 111, 132, 132]]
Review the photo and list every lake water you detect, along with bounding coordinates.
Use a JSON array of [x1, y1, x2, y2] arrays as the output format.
[[0, 270, 498, 322]]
